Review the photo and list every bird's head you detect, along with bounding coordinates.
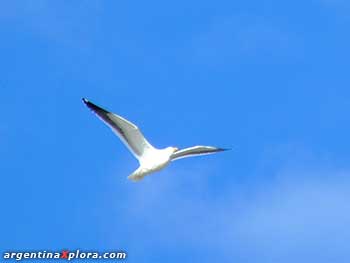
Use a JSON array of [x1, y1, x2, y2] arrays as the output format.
[[166, 146, 179, 153]]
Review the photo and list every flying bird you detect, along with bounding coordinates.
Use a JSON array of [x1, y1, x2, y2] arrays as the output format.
[[82, 98, 228, 182]]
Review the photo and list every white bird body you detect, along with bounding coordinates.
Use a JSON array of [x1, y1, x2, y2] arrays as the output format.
[[128, 147, 176, 181], [83, 98, 228, 182]]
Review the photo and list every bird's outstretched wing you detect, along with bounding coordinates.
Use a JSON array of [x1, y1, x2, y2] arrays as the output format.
[[171, 146, 228, 161], [82, 98, 155, 160]]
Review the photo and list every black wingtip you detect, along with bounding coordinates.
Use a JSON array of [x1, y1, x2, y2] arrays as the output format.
[[82, 98, 110, 115], [82, 97, 96, 110], [82, 98, 96, 109], [218, 147, 231, 151]]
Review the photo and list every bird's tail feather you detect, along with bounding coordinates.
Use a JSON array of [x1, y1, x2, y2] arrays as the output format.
[[127, 169, 145, 182]]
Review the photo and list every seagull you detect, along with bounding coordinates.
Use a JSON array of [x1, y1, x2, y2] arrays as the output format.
[[82, 98, 228, 182]]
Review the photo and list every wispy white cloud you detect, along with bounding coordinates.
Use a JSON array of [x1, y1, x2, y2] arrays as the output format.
[[104, 148, 350, 262]]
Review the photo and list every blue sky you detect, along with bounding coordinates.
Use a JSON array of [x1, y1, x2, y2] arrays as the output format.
[[1, 1, 350, 262]]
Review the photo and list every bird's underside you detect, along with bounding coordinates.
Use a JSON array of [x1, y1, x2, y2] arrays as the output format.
[[82, 98, 229, 182]]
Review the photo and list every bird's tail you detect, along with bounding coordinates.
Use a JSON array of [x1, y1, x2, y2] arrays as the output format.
[[127, 168, 145, 182]]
